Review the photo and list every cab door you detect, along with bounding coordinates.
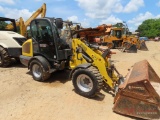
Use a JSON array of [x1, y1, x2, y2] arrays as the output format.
[[30, 19, 58, 60]]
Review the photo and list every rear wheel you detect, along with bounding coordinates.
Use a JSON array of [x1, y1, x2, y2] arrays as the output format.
[[30, 60, 51, 81], [0, 46, 11, 67], [72, 66, 103, 97]]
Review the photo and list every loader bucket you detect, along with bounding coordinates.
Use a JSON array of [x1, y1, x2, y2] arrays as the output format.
[[113, 60, 160, 120], [123, 44, 137, 53], [139, 41, 148, 51], [122, 42, 137, 53], [126, 44, 137, 53]]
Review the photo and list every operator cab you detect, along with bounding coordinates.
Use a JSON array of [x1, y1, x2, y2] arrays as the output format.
[[110, 29, 122, 39], [29, 18, 71, 61]]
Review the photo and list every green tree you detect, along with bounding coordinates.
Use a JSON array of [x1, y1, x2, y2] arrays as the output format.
[[137, 18, 160, 38], [0, 21, 8, 29]]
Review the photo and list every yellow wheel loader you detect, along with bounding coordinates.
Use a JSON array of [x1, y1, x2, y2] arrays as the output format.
[[20, 17, 160, 120], [103, 23, 148, 52], [122, 35, 148, 51], [118, 22, 148, 51], [99, 24, 138, 53]]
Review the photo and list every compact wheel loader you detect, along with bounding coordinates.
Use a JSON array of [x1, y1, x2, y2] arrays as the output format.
[[20, 17, 160, 120]]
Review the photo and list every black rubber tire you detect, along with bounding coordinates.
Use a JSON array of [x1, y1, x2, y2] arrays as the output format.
[[107, 42, 114, 49], [0, 46, 11, 67], [30, 60, 51, 82], [123, 42, 131, 50], [72, 66, 103, 98]]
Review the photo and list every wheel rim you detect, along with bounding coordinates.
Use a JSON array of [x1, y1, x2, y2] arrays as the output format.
[[32, 64, 42, 78], [77, 74, 93, 92]]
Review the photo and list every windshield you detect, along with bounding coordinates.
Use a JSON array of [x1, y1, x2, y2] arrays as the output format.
[[0, 20, 16, 31], [116, 30, 121, 38]]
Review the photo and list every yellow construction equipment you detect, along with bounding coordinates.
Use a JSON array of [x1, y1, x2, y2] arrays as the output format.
[[70, 24, 138, 53], [6, 3, 46, 37], [99, 23, 148, 52], [19, 17, 160, 120], [115, 23, 148, 51]]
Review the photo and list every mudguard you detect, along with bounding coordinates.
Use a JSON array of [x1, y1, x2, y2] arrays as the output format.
[[69, 63, 92, 79], [28, 56, 51, 72]]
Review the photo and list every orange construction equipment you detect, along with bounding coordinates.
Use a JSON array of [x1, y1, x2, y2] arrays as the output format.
[[72, 24, 137, 52]]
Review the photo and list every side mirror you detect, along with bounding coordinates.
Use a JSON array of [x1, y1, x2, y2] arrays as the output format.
[[55, 18, 63, 29]]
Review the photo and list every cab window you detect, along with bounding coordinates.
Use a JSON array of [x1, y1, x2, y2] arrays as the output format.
[[30, 20, 53, 42]]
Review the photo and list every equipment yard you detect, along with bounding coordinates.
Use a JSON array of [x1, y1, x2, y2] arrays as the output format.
[[0, 41, 160, 120]]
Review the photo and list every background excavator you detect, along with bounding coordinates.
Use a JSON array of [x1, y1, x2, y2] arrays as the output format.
[[19, 17, 160, 120], [6, 3, 46, 37]]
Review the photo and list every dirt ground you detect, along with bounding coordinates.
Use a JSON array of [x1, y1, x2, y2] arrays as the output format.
[[0, 41, 160, 120]]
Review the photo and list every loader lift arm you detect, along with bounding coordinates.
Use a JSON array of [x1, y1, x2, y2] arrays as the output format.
[[70, 38, 120, 96]]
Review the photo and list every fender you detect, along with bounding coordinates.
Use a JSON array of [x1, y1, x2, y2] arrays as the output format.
[[28, 56, 51, 72], [0, 43, 8, 48], [69, 63, 92, 79]]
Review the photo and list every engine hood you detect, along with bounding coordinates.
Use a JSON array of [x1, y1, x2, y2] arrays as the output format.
[[0, 31, 25, 40], [0, 31, 27, 48]]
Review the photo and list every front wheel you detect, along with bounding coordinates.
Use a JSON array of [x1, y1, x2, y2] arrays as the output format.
[[123, 42, 131, 50], [30, 60, 51, 81], [107, 42, 114, 49], [0, 46, 11, 67], [72, 66, 103, 97]]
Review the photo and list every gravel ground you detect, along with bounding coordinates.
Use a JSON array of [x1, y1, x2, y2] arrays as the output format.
[[0, 41, 160, 120]]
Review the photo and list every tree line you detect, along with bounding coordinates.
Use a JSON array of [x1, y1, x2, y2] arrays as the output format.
[[1, 18, 160, 39], [0, 21, 8, 29], [136, 18, 160, 38]]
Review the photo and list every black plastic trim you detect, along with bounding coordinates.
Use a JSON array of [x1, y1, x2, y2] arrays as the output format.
[[7, 48, 22, 57]]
